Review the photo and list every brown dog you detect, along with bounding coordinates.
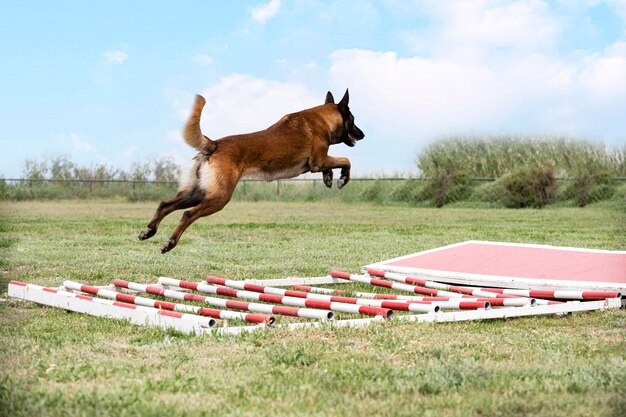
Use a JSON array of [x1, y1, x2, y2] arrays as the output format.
[[139, 89, 365, 253]]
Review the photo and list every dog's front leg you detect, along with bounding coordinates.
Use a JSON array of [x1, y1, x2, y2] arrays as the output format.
[[320, 156, 351, 189], [322, 170, 333, 188]]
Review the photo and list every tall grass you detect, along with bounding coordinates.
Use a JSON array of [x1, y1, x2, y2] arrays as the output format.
[[416, 136, 625, 207], [416, 136, 625, 178]]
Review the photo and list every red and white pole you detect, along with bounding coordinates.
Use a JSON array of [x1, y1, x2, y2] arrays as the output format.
[[114, 279, 332, 321], [162, 277, 393, 318], [292, 284, 529, 307], [64, 280, 274, 325], [330, 270, 464, 298], [470, 286, 620, 301], [366, 269, 550, 305], [13, 281, 217, 328], [206, 276, 438, 313]]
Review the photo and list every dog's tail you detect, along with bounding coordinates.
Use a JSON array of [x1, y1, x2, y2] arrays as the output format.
[[183, 94, 217, 155]]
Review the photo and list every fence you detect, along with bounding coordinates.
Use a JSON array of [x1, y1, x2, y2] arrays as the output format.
[[1, 177, 624, 202]]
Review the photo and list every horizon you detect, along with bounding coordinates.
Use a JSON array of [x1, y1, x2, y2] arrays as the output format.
[[1, 1, 625, 179]]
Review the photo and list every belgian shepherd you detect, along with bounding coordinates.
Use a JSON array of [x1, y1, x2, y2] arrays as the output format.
[[139, 89, 365, 253]]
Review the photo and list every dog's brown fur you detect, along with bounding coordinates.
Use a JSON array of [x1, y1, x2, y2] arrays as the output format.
[[139, 89, 364, 253]]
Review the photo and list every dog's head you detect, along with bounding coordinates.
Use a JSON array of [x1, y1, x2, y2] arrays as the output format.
[[325, 89, 365, 147]]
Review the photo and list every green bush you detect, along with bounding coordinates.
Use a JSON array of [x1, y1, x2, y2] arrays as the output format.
[[390, 179, 424, 203], [359, 180, 384, 202], [421, 170, 473, 207], [562, 170, 616, 207], [497, 165, 556, 208]]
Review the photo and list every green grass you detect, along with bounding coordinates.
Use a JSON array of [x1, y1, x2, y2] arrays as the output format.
[[1, 200, 625, 417]]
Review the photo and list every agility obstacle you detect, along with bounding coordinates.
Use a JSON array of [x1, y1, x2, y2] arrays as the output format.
[[292, 285, 530, 307], [205, 275, 440, 313], [365, 269, 548, 305], [63, 280, 274, 325], [7, 240, 624, 336], [161, 277, 393, 318], [114, 279, 331, 321]]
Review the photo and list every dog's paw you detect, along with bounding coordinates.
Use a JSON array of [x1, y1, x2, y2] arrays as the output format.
[[323, 171, 333, 188], [138, 226, 156, 241], [337, 178, 349, 189], [161, 238, 177, 254]]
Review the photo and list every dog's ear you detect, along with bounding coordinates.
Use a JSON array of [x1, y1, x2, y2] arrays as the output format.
[[325, 91, 335, 104], [338, 88, 349, 108]]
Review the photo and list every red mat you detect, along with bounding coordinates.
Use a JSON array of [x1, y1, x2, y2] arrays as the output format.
[[364, 241, 626, 292]]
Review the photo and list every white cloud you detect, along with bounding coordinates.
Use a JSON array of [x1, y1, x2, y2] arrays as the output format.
[[327, 39, 626, 148], [103, 50, 128, 65], [192, 54, 213, 66], [174, 73, 320, 139], [251, 0, 281, 24], [69, 133, 95, 153]]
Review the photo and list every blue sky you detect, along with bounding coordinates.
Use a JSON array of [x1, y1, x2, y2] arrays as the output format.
[[1, 0, 625, 178]]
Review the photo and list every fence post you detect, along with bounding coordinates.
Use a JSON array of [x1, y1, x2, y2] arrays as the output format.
[[277, 180, 280, 195], [243, 180, 246, 195]]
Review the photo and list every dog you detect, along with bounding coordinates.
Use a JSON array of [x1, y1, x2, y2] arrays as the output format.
[[139, 89, 365, 253]]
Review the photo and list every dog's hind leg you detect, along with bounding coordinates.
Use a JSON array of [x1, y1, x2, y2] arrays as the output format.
[[160, 190, 232, 253], [138, 187, 206, 241]]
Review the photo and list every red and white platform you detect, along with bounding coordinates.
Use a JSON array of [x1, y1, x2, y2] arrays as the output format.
[[364, 241, 626, 293]]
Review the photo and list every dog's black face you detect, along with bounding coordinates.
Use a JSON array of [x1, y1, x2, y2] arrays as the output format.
[[325, 89, 365, 147]]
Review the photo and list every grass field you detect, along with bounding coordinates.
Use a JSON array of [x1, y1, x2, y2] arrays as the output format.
[[1, 199, 625, 417]]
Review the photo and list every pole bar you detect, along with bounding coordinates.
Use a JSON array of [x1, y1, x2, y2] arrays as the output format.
[[148, 278, 334, 321], [163, 277, 392, 318], [8, 281, 216, 331], [114, 279, 329, 321], [366, 269, 557, 305], [292, 285, 530, 307], [63, 280, 274, 326], [463, 285, 620, 300], [206, 276, 434, 313]]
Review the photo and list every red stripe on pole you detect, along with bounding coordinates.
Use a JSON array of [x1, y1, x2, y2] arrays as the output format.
[[205, 276, 226, 285], [112, 279, 130, 288], [258, 293, 284, 304], [303, 299, 331, 310], [330, 270, 351, 279], [242, 313, 274, 324], [43, 288, 58, 293], [225, 300, 251, 310], [116, 293, 136, 304], [75, 294, 92, 300], [329, 295, 358, 303], [172, 280, 199, 291], [284, 290, 306, 298], [79, 284, 101, 294], [358, 305, 393, 318], [458, 301, 489, 309], [379, 301, 411, 311], [367, 269, 388, 277], [581, 291, 621, 299], [153, 300, 177, 310], [159, 310, 184, 318], [243, 283, 266, 293], [373, 294, 398, 300], [216, 287, 239, 297], [9, 280, 27, 287], [369, 277, 394, 289], [404, 276, 428, 286], [272, 306, 301, 317], [113, 301, 136, 309]]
